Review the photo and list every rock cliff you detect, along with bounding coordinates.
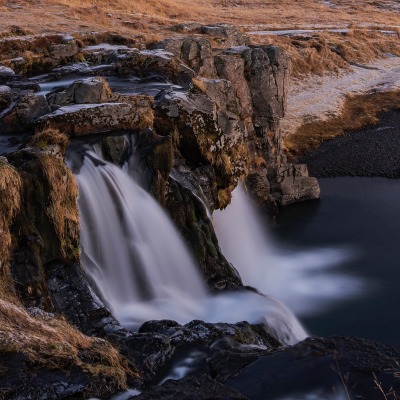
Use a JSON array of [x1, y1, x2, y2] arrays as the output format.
[[0, 27, 324, 399]]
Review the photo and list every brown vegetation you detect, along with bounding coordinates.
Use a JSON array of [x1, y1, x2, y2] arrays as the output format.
[[1, 0, 399, 39], [0, 296, 138, 394], [284, 89, 400, 155], [253, 29, 400, 77], [0, 162, 22, 300]]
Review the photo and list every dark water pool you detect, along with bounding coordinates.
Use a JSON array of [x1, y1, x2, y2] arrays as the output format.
[[276, 177, 400, 348]]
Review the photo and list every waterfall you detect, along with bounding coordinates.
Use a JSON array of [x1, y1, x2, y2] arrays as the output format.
[[73, 148, 307, 345], [213, 186, 363, 316]]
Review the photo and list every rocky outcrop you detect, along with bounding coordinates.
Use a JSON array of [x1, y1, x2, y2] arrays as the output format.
[[0, 34, 81, 74], [0, 30, 324, 399], [139, 319, 281, 349], [225, 336, 400, 399], [36, 100, 153, 137]]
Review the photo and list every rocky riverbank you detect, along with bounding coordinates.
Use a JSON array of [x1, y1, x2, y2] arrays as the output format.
[[0, 25, 399, 400], [298, 110, 400, 178]]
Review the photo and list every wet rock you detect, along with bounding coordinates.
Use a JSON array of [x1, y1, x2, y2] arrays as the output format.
[[136, 374, 247, 400], [50, 61, 116, 77], [166, 173, 242, 288], [112, 332, 175, 381], [135, 129, 174, 204], [225, 336, 400, 399], [0, 65, 15, 76], [139, 320, 282, 349], [47, 262, 124, 336], [0, 352, 90, 400], [36, 97, 153, 136], [0, 85, 12, 109], [100, 135, 131, 166], [47, 77, 111, 108]]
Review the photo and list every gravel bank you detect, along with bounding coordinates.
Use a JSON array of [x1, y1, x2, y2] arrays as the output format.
[[298, 110, 400, 178]]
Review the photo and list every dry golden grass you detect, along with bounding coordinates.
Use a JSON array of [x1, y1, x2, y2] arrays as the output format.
[[0, 296, 138, 388], [284, 89, 400, 155], [254, 30, 400, 77], [1, 0, 399, 38], [0, 162, 22, 269], [39, 154, 80, 261], [27, 127, 69, 153]]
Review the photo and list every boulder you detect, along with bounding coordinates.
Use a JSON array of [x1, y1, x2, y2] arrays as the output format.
[[0, 34, 81, 74], [201, 24, 250, 47], [47, 77, 111, 108], [0, 90, 51, 133], [154, 37, 216, 77], [0, 65, 15, 76], [117, 49, 195, 88], [270, 163, 321, 206], [36, 97, 153, 137], [170, 22, 203, 33], [0, 85, 12, 109], [225, 336, 400, 399]]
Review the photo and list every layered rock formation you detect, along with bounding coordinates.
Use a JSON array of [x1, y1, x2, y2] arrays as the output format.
[[0, 27, 324, 399]]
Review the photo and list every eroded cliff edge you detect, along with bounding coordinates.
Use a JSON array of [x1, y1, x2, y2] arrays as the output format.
[[1, 27, 395, 400]]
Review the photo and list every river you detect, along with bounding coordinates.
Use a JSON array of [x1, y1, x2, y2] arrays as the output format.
[[276, 176, 400, 348]]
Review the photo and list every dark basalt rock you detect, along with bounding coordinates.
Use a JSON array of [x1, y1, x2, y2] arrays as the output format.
[[166, 175, 242, 289], [0, 352, 91, 400], [139, 319, 282, 349], [225, 336, 400, 399], [136, 374, 248, 400]]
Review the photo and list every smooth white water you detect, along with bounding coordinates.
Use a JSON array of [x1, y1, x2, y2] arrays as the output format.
[[75, 149, 307, 345], [213, 186, 364, 316]]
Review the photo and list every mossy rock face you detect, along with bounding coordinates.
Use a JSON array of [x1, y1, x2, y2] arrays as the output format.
[[3, 129, 79, 308], [166, 176, 242, 289]]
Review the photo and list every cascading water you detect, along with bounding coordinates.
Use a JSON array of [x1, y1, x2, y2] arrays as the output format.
[[71, 146, 307, 345], [213, 186, 364, 316]]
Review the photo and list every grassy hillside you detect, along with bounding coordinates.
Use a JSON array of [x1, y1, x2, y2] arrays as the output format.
[[1, 0, 399, 36]]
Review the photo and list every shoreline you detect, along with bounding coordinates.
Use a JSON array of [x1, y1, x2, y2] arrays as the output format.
[[298, 109, 400, 178]]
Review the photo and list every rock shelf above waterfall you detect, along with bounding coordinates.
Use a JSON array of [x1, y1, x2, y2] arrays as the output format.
[[0, 29, 328, 399]]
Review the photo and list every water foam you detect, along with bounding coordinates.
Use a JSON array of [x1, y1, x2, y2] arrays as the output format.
[[213, 186, 364, 316], [74, 150, 307, 345]]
